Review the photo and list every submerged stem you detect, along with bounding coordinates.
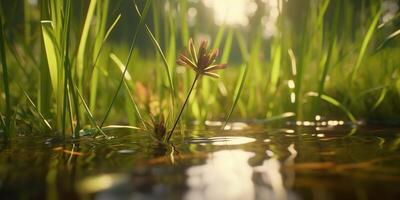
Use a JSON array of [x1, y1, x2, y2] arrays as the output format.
[[167, 74, 199, 142]]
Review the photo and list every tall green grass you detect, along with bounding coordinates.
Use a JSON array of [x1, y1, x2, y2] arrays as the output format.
[[1, 0, 400, 139]]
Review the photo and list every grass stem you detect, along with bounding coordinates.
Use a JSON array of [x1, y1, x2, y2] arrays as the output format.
[[167, 74, 199, 142]]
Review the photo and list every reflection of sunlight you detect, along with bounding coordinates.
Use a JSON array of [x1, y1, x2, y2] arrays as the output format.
[[185, 149, 298, 200], [78, 174, 127, 194], [185, 150, 255, 200], [284, 144, 297, 188], [254, 158, 287, 200], [203, 0, 257, 26]]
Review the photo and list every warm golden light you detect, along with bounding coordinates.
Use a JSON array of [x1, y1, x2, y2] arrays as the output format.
[[202, 0, 257, 26]]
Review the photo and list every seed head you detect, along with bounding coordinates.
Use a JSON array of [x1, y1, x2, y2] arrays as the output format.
[[177, 38, 226, 78]]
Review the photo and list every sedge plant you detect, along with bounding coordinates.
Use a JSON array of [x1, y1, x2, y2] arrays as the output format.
[[166, 38, 227, 142]]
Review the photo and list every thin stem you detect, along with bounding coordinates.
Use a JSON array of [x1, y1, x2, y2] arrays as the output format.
[[0, 14, 11, 136], [167, 74, 199, 142]]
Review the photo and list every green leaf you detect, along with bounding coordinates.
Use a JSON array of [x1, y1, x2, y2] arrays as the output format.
[[41, 20, 60, 94]]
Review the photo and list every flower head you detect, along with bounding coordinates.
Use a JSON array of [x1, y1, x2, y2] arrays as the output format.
[[177, 38, 226, 78]]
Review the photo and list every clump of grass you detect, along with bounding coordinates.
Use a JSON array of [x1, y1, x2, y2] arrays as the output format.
[[167, 38, 227, 142], [145, 114, 168, 142]]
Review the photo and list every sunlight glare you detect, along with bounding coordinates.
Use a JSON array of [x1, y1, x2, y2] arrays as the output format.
[[185, 150, 256, 200], [202, 0, 256, 26]]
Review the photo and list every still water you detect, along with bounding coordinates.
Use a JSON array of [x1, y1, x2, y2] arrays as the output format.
[[1, 124, 400, 199]]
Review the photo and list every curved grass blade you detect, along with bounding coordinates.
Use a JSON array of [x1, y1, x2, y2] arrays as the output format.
[[21, 88, 52, 131], [100, 0, 152, 127], [307, 92, 357, 123], [376, 28, 400, 51], [110, 53, 147, 129], [260, 112, 296, 123], [222, 64, 248, 130], [133, 2, 175, 97], [102, 125, 140, 132], [74, 85, 108, 138], [351, 12, 381, 82], [372, 87, 388, 110], [90, 14, 121, 111]]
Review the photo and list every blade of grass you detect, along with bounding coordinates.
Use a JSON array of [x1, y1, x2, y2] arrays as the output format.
[[0, 15, 11, 135], [178, 0, 189, 44], [62, 0, 77, 137], [21, 88, 52, 131], [222, 64, 248, 130], [351, 11, 381, 82], [270, 41, 282, 94], [307, 92, 357, 123], [221, 28, 234, 63], [110, 53, 146, 129], [371, 87, 388, 110], [102, 125, 140, 132], [76, 0, 97, 87], [100, 0, 152, 127], [40, 20, 60, 95], [376, 28, 400, 51], [133, 2, 175, 119], [74, 85, 108, 138], [263, 112, 296, 123], [212, 25, 226, 50], [90, 14, 121, 111]]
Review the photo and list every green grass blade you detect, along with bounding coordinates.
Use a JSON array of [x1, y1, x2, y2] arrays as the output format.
[[221, 28, 234, 63], [40, 20, 60, 95], [263, 112, 296, 123], [100, 0, 152, 127], [21, 88, 52, 131], [74, 85, 108, 138], [133, 2, 175, 113], [318, 38, 336, 97], [372, 87, 388, 110], [376, 28, 400, 51], [212, 25, 226, 50], [351, 12, 381, 82], [0, 15, 11, 135], [316, 0, 330, 27], [178, 0, 189, 44], [270, 41, 282, 94], [222, 64, 248, 130], [110, 53, 147, 129], [90, 14, 121, 111], [76, 0, 97, 85], [307, 92, 357, 123], [102, 125, 140, 132]]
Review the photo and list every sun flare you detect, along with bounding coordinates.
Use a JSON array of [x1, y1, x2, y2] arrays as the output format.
[[202, 0, 257, 26]]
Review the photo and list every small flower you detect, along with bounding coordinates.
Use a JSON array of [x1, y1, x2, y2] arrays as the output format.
[[167, 38, 227, 142], [177, 38, 226, 78]]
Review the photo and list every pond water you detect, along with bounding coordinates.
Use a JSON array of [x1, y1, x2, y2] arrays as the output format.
[[1, 123, 400, 199]]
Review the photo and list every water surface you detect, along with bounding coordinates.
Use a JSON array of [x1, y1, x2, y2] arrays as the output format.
[[1, 124, 400, 199]]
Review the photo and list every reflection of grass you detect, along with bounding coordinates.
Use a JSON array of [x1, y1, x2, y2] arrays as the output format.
[[1, 0, 400, 138]]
